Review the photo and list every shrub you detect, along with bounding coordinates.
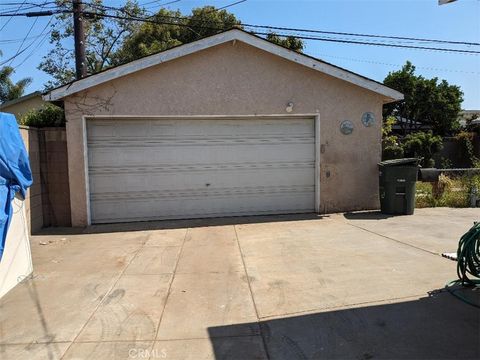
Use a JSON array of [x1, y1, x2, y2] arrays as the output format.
[[20, 104, 65, 127], [383, 145, 404, 160], [403, 131, 443, 167], [455, 131, 479, 168]]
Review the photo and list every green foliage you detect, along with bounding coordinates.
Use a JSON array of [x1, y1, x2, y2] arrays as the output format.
[[415, 182, 436, 208], [39, 0, 145, 88], [0, 60, 32, 103], [440, 157, 453, 169], [383, 145, 404, 160], [39, 2, 304, 87], [403, 131, 443, 167], [381, 116, 404, 160], [383, 61, 463, 136], [462, 174, 480, 195], [455, 131, 480, 168], [415, 177, 470, 208], [20, 104, 66, 127], [266, 32, 304, 52]]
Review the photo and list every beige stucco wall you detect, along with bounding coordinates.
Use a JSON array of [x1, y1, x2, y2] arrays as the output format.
[[64, 41, 386, 226], [1, 95, 45, 121]]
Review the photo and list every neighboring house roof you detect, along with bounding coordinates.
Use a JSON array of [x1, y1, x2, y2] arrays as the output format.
[[392, 116, 432, 130], [43, 29, 403, 103], [0, 91, 42, 109]]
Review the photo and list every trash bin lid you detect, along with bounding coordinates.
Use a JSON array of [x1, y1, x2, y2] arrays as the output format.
[[378, 158, 419, 167]]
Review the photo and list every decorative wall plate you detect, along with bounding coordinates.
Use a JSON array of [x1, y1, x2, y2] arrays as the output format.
[[361, 112, 375, 127], [340, 120, 354, 135]]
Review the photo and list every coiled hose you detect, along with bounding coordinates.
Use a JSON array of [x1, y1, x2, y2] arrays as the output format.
[[446, 222, 480, 308]]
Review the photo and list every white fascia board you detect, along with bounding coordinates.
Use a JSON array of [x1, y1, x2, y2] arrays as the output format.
[[44, 29, 403, 102]]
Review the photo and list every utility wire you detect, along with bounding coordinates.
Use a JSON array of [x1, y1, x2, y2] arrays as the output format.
[[7, 15, 39, 66], [85, 1, 480, 47], [1, 6, 479, 56], [73, 11, 480, 55], [12, 18, 53, 69], [139, 0, 180, 7], [210, 0, 247, 12], [3, 1, 478, 47], [0, 0, 27, 31], [0, 32, 51, 44], [252, 31, 480, 55], [241, 23, 480, 47], [314, 53, 480, 75]]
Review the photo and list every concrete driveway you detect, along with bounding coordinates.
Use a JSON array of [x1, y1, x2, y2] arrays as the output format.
[[0, 208, 479, 359]]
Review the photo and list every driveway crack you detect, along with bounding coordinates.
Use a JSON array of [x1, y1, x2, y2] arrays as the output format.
[[233, 225, 271, 360]]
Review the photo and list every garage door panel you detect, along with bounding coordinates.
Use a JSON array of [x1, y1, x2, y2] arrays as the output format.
[[87, 117, 316, 223], [88, 143, 314, 167], [91, 190, 315, 224], [89, 167, 315, 194], [87, 118, 314, 139]]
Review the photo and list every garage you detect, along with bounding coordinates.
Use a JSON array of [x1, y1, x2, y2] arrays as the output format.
[[86, 116, 318, 223], [45, 28, 403, 226]]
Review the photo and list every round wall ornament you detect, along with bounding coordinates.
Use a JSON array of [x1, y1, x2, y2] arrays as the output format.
[[361, 112, 376, 127], [340, 120, 354, 135]]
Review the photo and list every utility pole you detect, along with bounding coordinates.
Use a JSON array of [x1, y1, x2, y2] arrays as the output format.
[[73, 0, 87, 79]]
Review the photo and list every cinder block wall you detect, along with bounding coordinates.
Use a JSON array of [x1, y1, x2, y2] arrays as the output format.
[[19, 126, 71, 233], [19, 126, 44, 233], [39, 128, 72, 227]]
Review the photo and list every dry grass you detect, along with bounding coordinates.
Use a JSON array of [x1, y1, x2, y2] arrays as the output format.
[[415, 176, 473, 208]]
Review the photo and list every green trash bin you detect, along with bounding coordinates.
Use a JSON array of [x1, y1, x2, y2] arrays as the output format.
[[378, 158, 420, 215]]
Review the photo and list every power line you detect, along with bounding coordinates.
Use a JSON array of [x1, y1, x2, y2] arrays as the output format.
[[3, 1, 478, 47], [1, 6, 479, 56], [213, 0, 247, 12], [85, 1, 479, 47], [241, 23, 480, 47], [313, 53, 480, 75], [0, 0, 27, 31], [75, 11, 480, 55], [252, 31, 480, 55], [12, 18, 53, 69], [0, 32, 51, 44], [140, 0, 180, 7], [7, 15, 39, 66]]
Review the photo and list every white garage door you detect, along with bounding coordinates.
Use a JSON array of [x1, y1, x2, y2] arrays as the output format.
[[86, 117, 316, 224]]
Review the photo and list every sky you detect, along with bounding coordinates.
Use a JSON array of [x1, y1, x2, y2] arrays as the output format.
[[1, 0, 479, 108]]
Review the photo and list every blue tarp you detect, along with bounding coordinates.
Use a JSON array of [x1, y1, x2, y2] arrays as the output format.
[[0, 112, 32, 260]]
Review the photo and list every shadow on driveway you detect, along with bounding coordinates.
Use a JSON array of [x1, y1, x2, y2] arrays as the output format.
[[343, 211, 398, 220], [36, 213, 330, 236], [208, 289, 480, 360]]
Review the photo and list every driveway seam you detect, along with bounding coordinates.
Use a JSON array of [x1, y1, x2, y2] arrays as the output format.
[[58, 233, 150, 359], [233, 225, 271, 360], [347, 222, 439, 256], [149, 228, 189, 352]]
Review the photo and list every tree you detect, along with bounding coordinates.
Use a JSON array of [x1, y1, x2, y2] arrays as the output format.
[[0, 64, 32, 103], [383, 61, 463, 136], [39, 0, 144, 88], [114, 7, 304, 65], [266, 32, 304, 52], [39, 2, 304, 86]]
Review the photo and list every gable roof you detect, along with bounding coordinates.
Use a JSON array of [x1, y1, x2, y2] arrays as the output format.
[[43, 28, 403, 102]]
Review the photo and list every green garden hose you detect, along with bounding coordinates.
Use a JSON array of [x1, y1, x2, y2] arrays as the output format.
[[445, 222, 480, 308]]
